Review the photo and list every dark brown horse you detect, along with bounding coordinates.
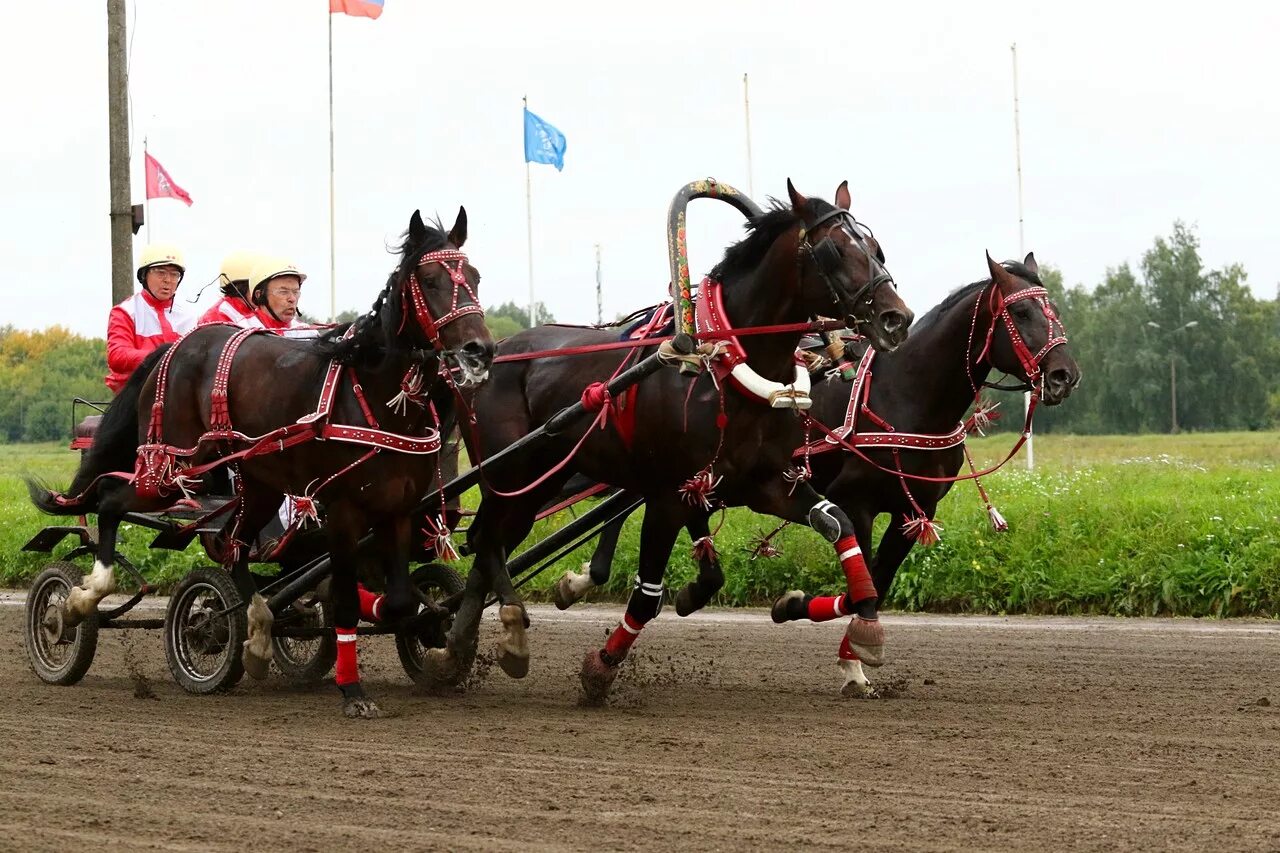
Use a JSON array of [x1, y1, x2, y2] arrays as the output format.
[[562, 252, 1081, 695], [430, 180, 914, 698], [29, 208, 493, 718]]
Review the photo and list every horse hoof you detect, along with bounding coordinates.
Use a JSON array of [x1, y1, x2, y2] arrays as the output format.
[[844, 616, 885, 668], [423, 646, 463, 685], [553, 567, 592, 611], [771, 590, 805, 624], [343, 696, 383, 719], [579, 649, 620, 705], [496, 604, 530, 679], [839, 659, 873, 697], [674, 585, 699, 617], [242, 594, 274, 680]]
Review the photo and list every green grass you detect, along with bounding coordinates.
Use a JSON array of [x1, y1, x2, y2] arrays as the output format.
[[4, 432, 1279, 617]]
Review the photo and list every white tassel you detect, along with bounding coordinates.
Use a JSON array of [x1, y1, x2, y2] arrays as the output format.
[[988, 504, 1009, 532]]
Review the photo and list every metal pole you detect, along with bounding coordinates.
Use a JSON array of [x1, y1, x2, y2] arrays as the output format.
[[1170, 352, 1178, 434], [328, 11, 337, 322], [595, 243, 602, 325], [525, 97, 536, 328], [743, 73, 755, 198], [1011, 42, 1033, 471], [143, 136, 151, 243], [108, 0, 133, 306]]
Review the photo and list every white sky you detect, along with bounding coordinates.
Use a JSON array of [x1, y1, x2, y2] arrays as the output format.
[[2, 0, 1277, 338]]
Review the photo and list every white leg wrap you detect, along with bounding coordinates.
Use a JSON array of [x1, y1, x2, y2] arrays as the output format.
[[242, 594, 275, 680], [567, 569, 597, 597]]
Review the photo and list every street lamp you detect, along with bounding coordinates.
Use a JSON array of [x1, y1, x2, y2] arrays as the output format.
[[1147, 320, 1199, 433]]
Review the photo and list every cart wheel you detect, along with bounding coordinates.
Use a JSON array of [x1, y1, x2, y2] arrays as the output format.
[[24, 563, 99, 686], [272, 598, 336, 685], [164, 567, 246, 695], [396, 562, 465, 684]]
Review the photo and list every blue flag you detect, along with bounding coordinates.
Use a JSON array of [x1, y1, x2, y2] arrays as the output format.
[[523, 107, 566, 171]]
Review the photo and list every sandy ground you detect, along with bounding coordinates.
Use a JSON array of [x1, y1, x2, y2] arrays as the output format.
[[2, 593, 1279, 852]]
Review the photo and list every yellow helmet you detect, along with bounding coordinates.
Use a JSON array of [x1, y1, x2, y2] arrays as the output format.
[[136, 243, 186, 284], [218, 251, 260, 288], [249, 257, 307, 305]]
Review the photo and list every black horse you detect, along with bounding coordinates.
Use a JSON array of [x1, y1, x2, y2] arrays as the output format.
[[29, 208, 494, 718], [429, 180, 915, 699], [559, 252, 1081, 695]]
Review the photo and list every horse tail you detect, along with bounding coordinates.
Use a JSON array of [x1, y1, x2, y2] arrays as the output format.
[[26, 344, 172, 515]]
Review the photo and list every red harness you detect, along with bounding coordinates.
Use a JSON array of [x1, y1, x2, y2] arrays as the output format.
[[791, 278, 1069, 543]]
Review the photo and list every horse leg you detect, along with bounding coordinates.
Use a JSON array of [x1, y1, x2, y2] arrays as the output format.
[[324, 505, 381, 718], [232, 490, 288, 681], [870, 511, 916, 600], [553, 506, 636, 610], [754, 482, 885, 671], [63, 481, 167, 627], [580, 499, 684, 703], [674, 512, 723, 616]]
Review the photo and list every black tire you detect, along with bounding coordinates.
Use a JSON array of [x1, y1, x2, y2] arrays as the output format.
[[24, 563, 99, 686], [272, 598, 337, 685], [395, 563, 466, 684], [164, 567, 246, 695]]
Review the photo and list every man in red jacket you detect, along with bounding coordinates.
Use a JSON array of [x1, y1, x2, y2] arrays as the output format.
[[105, 243, 196, 393], [197, 251, 260, 328]]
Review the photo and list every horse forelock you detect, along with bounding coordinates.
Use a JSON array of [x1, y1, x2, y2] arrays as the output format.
[[709, 197, 836, 283]]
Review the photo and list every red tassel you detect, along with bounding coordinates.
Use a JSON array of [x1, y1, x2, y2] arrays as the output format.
[[901, 515, 943, 546], [421, 514, 459, 562], [691, 535, 718, 563], [679, 467, 722, 511]]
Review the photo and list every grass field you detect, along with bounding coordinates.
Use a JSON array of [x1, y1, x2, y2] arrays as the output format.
[[3, 431, 1278, 616]]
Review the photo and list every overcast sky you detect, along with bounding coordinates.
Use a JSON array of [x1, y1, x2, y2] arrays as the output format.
[[3, 0, 1277, 338]]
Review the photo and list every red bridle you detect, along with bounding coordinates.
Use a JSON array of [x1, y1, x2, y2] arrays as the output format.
[[968, 281, 1069, 396], [403, 249, 484, 350]]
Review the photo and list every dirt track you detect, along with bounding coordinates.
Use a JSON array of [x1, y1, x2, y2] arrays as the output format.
[[2, 597, 1279, 852]]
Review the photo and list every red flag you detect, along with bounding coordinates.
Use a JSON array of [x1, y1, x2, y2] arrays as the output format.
[[330, 0, 383, 18], [144, 152, 193, 207]]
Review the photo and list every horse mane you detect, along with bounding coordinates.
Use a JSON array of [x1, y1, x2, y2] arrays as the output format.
[[314, 216, 452, 365], [910, 261, 1043, 334], [709, 197, 836, 283]]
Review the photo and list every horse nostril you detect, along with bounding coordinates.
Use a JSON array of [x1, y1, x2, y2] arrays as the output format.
[[880, 310, 909, 338], [462, 340, 494, 365], [1047, 368, 1075, 394]]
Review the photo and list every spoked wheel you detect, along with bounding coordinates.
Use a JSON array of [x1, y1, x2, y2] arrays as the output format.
[[164, 567, 246, 695], [272, 597, 336, 685], [395, 562, 465, 684], [24, 563, 99, 686]]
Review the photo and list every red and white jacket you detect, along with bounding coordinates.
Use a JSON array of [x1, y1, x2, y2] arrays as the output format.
[[105, 290, 196, 393], [197, 295, 257, 328]]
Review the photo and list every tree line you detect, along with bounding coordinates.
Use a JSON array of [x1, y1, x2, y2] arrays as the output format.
[[0, 223, 1274, 443]]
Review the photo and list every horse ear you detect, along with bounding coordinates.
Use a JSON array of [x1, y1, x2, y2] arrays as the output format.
[[834, 180, 851, 211], [985, 250, 1008, 283], [786, 178, 809, 219], [448, 206, 468, 248], [1023, 251, 1039, 275], [409, 210, 427, 243]]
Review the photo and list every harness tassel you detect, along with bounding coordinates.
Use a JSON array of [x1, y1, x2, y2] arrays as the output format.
[[422, 514, 459, 562], [691, 535, 718, 563], [901, 515, 943, 546], [679, 467, 722, 511]]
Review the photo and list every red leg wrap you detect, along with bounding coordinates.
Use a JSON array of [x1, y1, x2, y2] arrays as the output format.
[[838, 635, 860, 661], [603, 613, 644, 660], [335, 627, 359, 686], [836, 536, 877, 603], [357, 584, 383, 623], [807, 594, 849, 623]]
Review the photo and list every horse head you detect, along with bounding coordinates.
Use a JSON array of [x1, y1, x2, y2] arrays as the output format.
[[786, 179, 914, 353], [982, 251, 1080, 405]]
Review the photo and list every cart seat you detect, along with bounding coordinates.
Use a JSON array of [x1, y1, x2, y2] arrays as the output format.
[[70, 415, 102, 451]]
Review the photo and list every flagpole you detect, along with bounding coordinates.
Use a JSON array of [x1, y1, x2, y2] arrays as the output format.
[[144, 136, 151, 243], [595, 243, 602, 325], [328, 9, 337, 322], [524, 95, 536, 328], [743, 73, 755, 199], [1011, 42, 1033, 471]]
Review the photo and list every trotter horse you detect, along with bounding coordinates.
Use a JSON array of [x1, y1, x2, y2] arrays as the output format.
[[561, 251, 1081, 694], [432, 180, 914, 699], [28, 208, 494, 718]]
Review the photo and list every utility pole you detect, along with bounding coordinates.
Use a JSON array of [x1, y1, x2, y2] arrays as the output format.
[[1147, 320, 1198, 434], [1010, 42, 1032, 470], [595, 243, 602, 325], [108, 0, 133, 306]]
